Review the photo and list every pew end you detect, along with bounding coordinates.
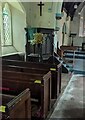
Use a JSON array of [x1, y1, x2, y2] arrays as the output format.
[[0, 88, 31, 119]]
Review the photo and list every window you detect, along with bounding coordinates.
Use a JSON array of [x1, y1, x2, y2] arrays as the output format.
[[2, 3, 12, 46], [79, 7, 85, 37], [79, 17, 84, 37], [62, 23, 66, 45]]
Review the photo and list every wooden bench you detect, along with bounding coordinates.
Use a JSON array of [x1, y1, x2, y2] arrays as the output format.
[[0, 88, 31, 119], [2, 70, 51, 119], [2, 65, 47, 75], [60, 45, 78, 58], [2, 59, 62, 98]]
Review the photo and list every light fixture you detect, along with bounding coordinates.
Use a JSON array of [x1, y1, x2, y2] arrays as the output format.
[[74, 4, 77, 9], [81, 16, 83, 19], [78, 12, 81, 15], [55, 13, 62, 20]]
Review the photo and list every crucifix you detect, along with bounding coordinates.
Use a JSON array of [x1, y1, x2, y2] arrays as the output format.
[[38, 1, 44, 16]]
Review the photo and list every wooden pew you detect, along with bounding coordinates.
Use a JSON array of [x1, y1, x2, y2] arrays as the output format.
[[0, 88, 31, 119], [2, 65, 47, 75], [60, 45, 78, 58], [2, 59, 62, 98], [2, 70, 51, 119]]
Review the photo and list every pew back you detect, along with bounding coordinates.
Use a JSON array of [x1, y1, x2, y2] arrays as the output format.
[[2, 59, 62, 98], [2, 70, 51, 118], [1, 88, 31, 119]]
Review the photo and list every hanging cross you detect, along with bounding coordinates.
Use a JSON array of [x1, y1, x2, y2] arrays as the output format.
[[38, 1, 44, 16]]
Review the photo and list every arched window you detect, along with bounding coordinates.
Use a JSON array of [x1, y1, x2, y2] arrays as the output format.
[[62, 23, 67, 45], [79, 17, 85, 37], [79, 6, 85, 37], [62, 23, 66, 34], [2, 3, 12, 46]]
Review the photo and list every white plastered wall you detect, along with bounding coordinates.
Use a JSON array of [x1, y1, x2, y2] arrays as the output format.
[[70, 10, 85, 46], [12, 5, 26, 52], [27, 2, 57, 28]]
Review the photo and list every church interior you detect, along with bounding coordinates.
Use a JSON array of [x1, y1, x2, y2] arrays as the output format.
[[0, 0, 85, 119]]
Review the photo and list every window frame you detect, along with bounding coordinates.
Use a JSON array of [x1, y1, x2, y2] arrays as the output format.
[[2, 3, 13, 47]]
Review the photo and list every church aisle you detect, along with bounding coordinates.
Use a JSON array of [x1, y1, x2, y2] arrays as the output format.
[[48, 74, 84, 119], [46, 73, 70, 119]]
